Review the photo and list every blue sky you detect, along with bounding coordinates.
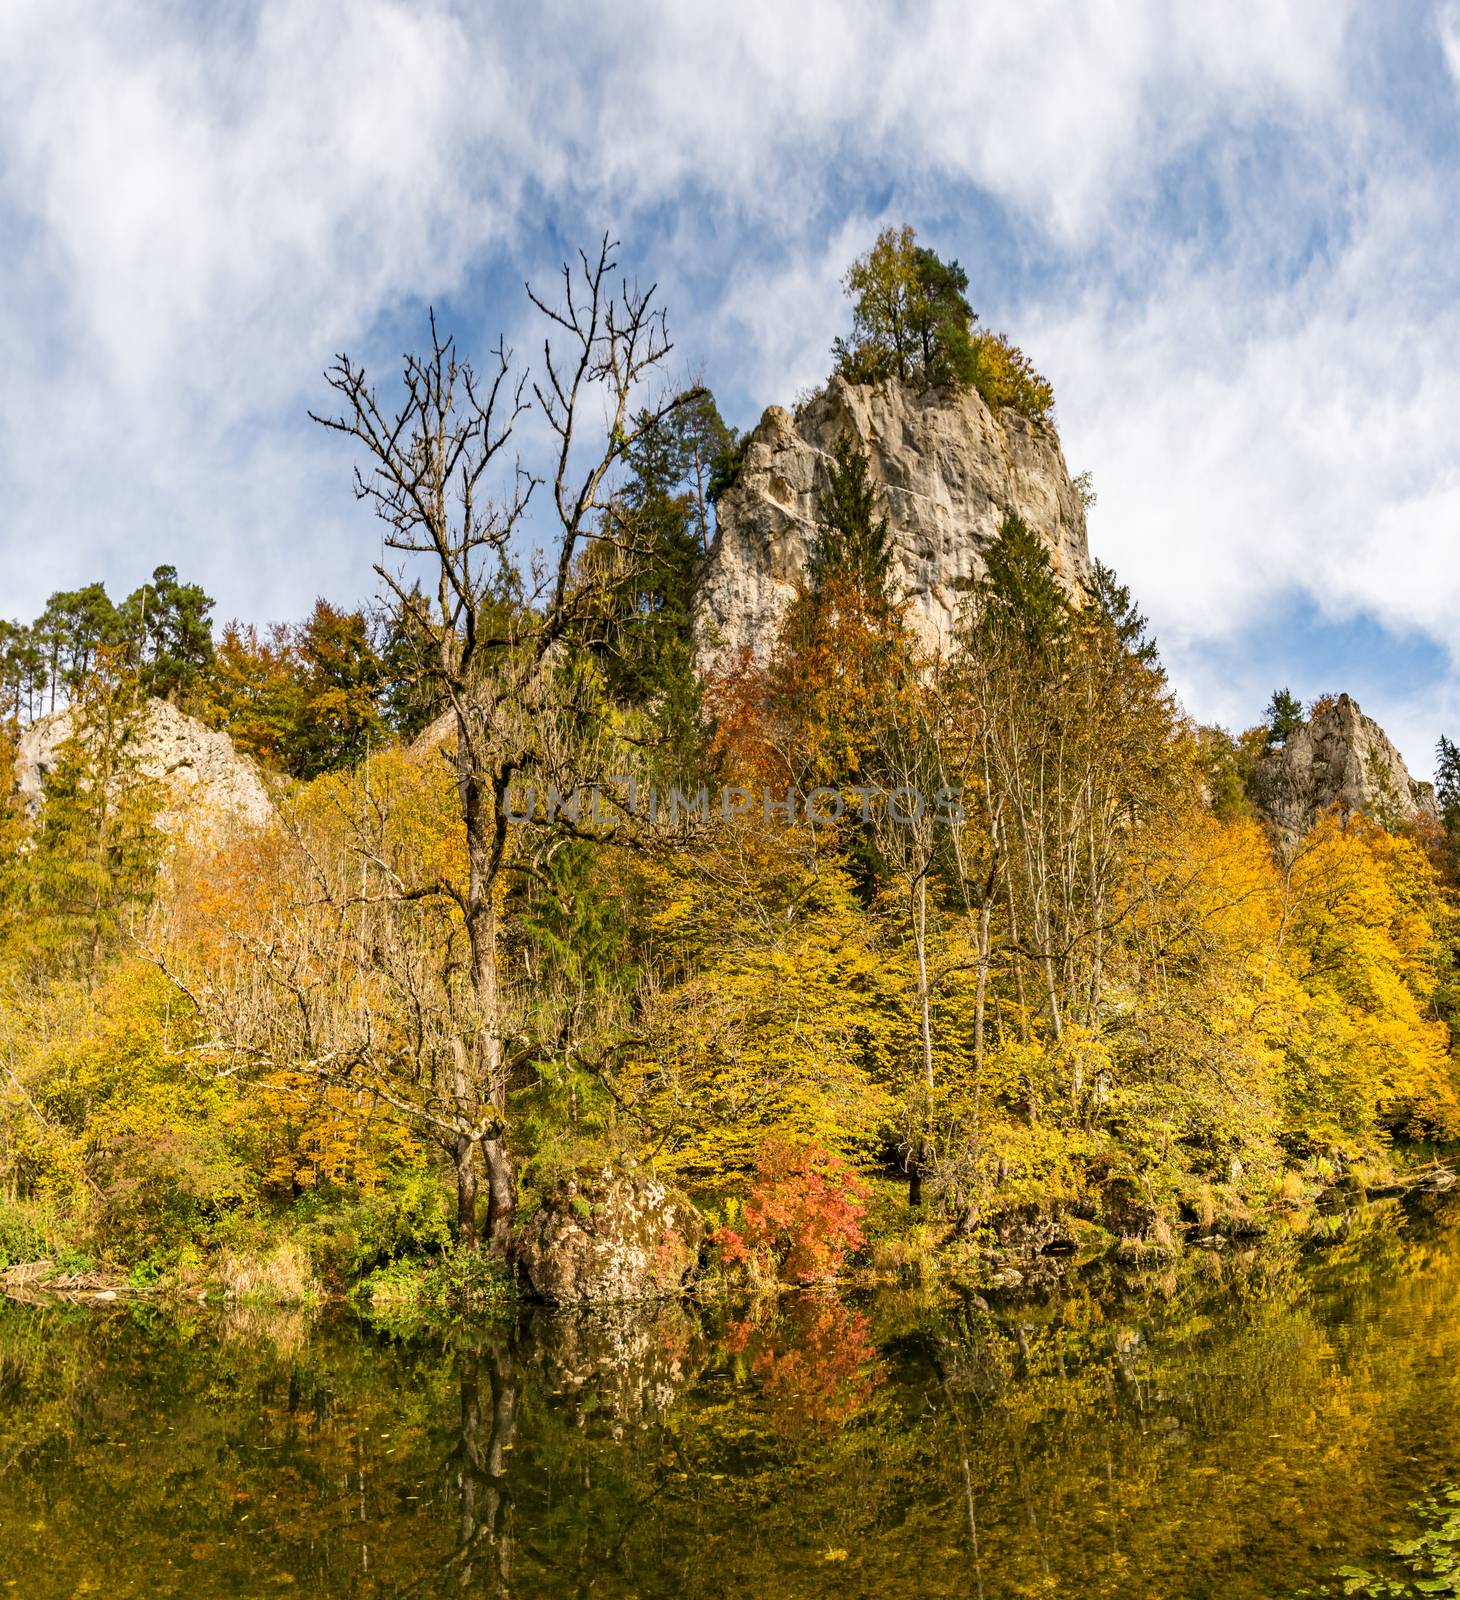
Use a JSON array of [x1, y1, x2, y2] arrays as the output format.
[[2, 1, 1459, 772]]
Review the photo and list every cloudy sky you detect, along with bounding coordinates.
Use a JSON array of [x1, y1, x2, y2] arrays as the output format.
[[2, 1, 1458, 770]]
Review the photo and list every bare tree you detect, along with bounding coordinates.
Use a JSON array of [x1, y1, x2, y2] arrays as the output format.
[[305, 237, 699, 1252], [161, 239, 696, 1257]]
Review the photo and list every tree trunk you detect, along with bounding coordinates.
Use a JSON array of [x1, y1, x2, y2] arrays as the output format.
[[454, 713, 519, 1258], [455, 1133, 480, 1252], [1005, 871, 1030, 1043], [914, 874, 934, 1093], [483, 1136, 515, 1255]]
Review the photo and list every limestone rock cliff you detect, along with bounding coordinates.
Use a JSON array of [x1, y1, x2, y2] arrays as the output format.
[[1251, 694, 1436, 841], [14, 698, 274, 841], [694, 375, 1092, 669]]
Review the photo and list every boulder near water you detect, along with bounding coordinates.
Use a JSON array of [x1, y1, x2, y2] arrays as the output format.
[[517, 1164, 706, 1305]]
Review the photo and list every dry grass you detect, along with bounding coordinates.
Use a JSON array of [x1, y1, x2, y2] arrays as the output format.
[[217, 1239, 319, 1305], [867, 1223, 945, 1283]]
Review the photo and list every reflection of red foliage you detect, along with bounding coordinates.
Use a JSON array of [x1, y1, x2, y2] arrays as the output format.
[[728, 1296, 884, 1435], [721, 1316, 754, 1356], [717, 1141, 869, 1283]]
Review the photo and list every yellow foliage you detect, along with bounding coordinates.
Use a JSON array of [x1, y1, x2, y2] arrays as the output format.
[[1281, 816, 1457, 1142], [233, 1071, 421, 1196], [0, 957, 248, 1239], [969, 329, 1055, 421], [622, 871, 908, 1180]]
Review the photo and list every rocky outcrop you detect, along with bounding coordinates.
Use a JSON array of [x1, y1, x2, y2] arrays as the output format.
[[517, 1164, 705, 1305], [1252, 694, 1436, 842], [14, 698, 274, 841], [989, 1201, 1077, 1255], [694, 375, 1091, 670]]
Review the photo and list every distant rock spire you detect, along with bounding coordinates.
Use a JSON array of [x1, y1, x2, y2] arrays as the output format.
[[1251, 693, 1437, 841], [693, 374, 1091, 673]]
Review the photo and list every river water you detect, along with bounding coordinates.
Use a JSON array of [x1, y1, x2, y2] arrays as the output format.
[[3, 1194, 1459, 1598]]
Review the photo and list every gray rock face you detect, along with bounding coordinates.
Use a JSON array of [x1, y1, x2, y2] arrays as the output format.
[[1252, 693, 1436, 841], [14, 698, 274, 840], [518, 1164, 705, 1305], [694, 375, 1091, 670]]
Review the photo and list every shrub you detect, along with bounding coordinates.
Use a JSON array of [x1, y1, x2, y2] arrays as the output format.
[[91, 1125, 253, 1261], [0, 1198, 61, 1268], [293, 1165, 453, 1284], [358, 1246, 516, 1328], [218, 1238, 319, 1305], [969, 330, 1054, 421], [867, 1221, 944, 1283], [717, 1141, 869, 1284]]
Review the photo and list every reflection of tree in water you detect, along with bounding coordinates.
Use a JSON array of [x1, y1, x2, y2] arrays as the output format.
[[727, 1293, 886, 1436], [383, 1332, 521, 1599], [443, 1339, 518, 1598]]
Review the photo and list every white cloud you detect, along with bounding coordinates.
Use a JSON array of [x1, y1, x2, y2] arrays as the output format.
[[6, 0, 1456, 774], [1019, 146, 1460, 771], [1439, 2, 1460, 88]]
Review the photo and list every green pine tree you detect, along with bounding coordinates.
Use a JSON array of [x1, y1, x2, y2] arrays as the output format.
[[810, 431, 896, 602], [973, 511, 1070, 654], [1265, 688, 1305, 747]]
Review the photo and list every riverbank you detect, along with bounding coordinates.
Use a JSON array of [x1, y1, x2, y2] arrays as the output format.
[[4, 1156, 1455, 1326]]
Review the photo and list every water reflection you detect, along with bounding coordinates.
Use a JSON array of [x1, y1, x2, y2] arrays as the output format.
[[725, 1294, 885, 1436], [448, 1343, 517, 1597], [3, 1194, 1460, 1598]]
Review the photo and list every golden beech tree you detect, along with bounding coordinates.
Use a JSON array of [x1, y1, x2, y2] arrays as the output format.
[[622, 864, 907, 1182], [1279, 815, 1458, 1146]]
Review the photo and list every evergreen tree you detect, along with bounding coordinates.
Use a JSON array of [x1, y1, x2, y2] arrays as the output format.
[[624, 389, 735, 552], [1437, 734, 1460, 861], [832, 225, 1054, 418], [284, 600, 384, 778], [0, 621, 47, 724], [119, 565, 215, 703], [972, 511, 1070, 654], [201, 602, 390, 777], [810, 431, 895, 602], [1265, 688, 1305, 747], [35, 584, 123, 710], [1089, 558, 1159, 667], [592, 391, 735, 710], [376, 584, 443, 742]]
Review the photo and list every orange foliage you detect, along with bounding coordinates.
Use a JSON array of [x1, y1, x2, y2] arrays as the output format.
[[706, 572, 918, 793], [717, 1141, 870, 1283], [726, 1295, 885, 1435]]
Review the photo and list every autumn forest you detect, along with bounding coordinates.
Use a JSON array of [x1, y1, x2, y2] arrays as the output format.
[[3, 229, 1459, 1322]]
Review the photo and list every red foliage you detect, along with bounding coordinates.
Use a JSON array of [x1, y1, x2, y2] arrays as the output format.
[[717, 1140, 869, 1283]]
